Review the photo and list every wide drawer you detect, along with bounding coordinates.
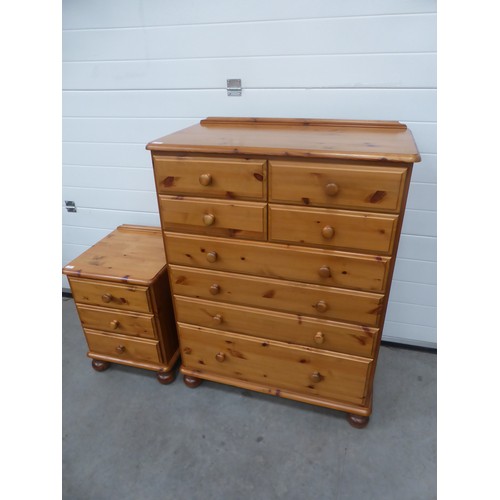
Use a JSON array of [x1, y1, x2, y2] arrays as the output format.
[[153, 155, 266, 200], [85, 329, 161, 364], [174, 296, 378, 357], [269, 161, 407, 212], [70, 278, 152, 313], [159, 196, 267, 241], [170, 266, 384, 326], [269, 204, 398, 254], [164, 233, 390, 292], [77, 304, 157, 339], [179, 324, 371, 405]]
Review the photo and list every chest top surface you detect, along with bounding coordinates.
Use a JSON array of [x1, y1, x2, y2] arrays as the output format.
[[146, 117, 420, 163], [62, 225, 166, 286]]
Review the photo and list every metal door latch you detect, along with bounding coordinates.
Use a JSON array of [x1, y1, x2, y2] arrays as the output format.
[[65, 200, 77, 213], [227, 79, 242, 96]]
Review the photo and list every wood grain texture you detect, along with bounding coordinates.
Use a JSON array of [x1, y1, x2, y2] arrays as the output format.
[[178, 323, 371, 406], [174, 296, 379, 357], [170, 266, 384, 327], [163, 232, 391, 292]]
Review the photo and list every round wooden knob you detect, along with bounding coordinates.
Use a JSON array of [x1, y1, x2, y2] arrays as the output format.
[[310, 371, 323, 383], [212, 314, 223, 325], [199, 173, 212, 186], [321, 225, 335, 239], [101, 293, 112, 303], [215, 352, 226, 362], [318, 265, 331, 278], [116, 345, 126, 354], [203, 213, 215, 226], [325, 183, 339, 196], [315, 300, 328, 313], [314, 332, 325, 344], [109, 320, 119, 329], [209, 284, 221, 295], [206, 251, 218, 263]]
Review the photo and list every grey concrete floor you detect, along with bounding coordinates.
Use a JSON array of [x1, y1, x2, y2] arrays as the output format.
[[62, 298, 436, 500]]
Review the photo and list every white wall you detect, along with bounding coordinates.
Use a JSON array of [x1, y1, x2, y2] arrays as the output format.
[[62, 0, 437, 348]]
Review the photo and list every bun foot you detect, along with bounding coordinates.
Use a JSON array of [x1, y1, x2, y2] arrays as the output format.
[[157, 370, 176, 385], [183, 374, 202, 388], [91, 359, 110, 372], [346, 413, 370, 429]]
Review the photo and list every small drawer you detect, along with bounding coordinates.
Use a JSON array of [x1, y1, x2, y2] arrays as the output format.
[[269, 204, 398, 254], [159, 195, 267, 241], [174, 296, 379, 357], [179, 324, 371, 406], [269, 161, 407, 212], [153, 155, 266, 200], [70, 278, 151, 313], [77, 305, 157, 339], [164, 233, 391, 292], [85, 330, 161, 364], [170, 266, 384, 327]]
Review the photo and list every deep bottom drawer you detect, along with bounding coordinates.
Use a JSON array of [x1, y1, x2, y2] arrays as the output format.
[[85, 329, 161, 364], [178, 323, 371, 405]]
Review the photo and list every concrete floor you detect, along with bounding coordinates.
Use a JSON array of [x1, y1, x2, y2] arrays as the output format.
[[62, 298, 436, 500]]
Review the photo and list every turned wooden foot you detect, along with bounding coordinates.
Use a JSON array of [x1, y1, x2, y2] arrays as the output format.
[[157, 370, 176, 385], [91, 359, 110, 372], [346, 413, 370, 429], [183, 374, 203, 388]]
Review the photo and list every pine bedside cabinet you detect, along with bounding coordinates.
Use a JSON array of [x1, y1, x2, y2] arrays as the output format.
[[63, 224, 179, 384], [146, 117, 420, 426]]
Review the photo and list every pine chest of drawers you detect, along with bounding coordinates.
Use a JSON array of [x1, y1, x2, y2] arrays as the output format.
[[147, 117, 420, 427], [63, 225, 179, 384]]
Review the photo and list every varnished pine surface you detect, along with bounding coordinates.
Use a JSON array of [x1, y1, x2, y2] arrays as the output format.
[[146, 117, 421, 163]]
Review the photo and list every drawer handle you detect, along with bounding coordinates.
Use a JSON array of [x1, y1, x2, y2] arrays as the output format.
[[109, 320, 120, 329], [199, 173, 212, 186], [315, 300, 328, 313], [209, 284, 221, 295], [212, 314, 223, 325], [215, 352, 226, 362], [206, 251, 218, 263], [314, 332, 325, 344], [325, 183, 339, 196], [203, 213, 216, 226], [321, 225, 335, 239], [310, 371, 323, 383], [101, 293, 113, 303], [318, 265, 331, 278], [116, 345, 126, 354]]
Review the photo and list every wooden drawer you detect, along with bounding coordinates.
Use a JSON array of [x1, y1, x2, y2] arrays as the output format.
[[153, 155, 266, 200], [159, 196, 267, 241], [77, 305, 157, 339], [164, 233, 390, 292], [170, 266, 384, 326], [179, 324, 371, 406], [70, 278, 152, 313], [174, 296, 378, 357], [269, 204, 398, 254], [269, 161, 407, 212], [85, 329, 161, 364]]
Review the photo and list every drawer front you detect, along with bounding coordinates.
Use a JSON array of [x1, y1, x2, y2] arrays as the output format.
[[159, 196, 267, 241], [269, 204, 398, 254], [77, 305, 157, 339], [269, 161, 407, 211], [164, 233, 390, 292], [179, 324, 371, 405], [175, 296, 378, 357], [170, 266, 384, 326], [70, 278, 151, 313], [153, 155, 266, 200], [85, 330, 161, 364]]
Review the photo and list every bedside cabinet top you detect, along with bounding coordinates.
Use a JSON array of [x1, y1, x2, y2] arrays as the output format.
[[62, 225, 166, 286], [146, 117, 421, 163]]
